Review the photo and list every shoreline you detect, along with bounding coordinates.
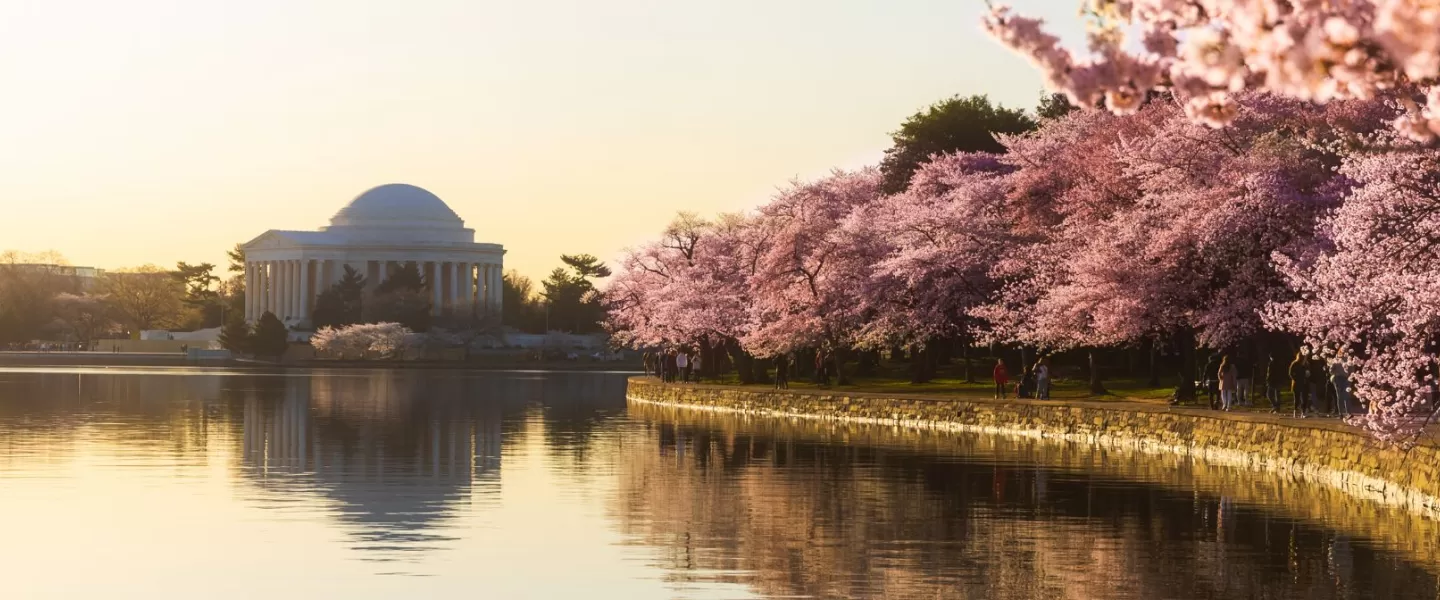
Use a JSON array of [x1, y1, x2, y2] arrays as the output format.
[[626, 377, 1440, 521], [0, 352, 641, 372]]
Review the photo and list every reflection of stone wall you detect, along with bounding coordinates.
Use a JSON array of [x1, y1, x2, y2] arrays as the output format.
[[627, 379, 1440, 520], [628, 401, 1440, 576]]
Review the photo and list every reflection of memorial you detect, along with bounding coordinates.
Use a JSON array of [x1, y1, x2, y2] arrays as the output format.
[[240, 371, 505, 558], [614, 403, 1437, 600]]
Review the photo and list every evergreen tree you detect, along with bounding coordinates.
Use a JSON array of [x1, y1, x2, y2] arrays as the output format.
[[878, 94, 1035, 194], [251, 311, 289, 359], [218, 317, 252, 354], [312, 265, 366, 329], [375, 262, 426, 294], [540, 254, 611, 333]]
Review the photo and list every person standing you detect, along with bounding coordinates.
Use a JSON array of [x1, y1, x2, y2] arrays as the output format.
[[1218, 355, 1238, 411], [691, 353, 702, 383], [993, 359, 1010, 399], [1265, 353, 1286, 413], [1203, 353, 1222, 410], [1035, 358, 1051, 400], [774, 354, 789, 390], [1311, 355, 1332, 416], [1236, 354, 1254, 407], [1331, 359, 1353, 417], [1289, 352, 1310, 418], [676, 351, 690, 383]]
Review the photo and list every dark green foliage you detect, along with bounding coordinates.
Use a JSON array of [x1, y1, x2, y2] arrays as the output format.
[[365, 288, 432, 332], [503, 271, 547, 333], [251, 311, 289, 359], [540, 254, 611, 334], [375, 262, 426, 294], [312, 265, 365, 329], [173, 261, 224, 328], [1036, 91, 1078, 120], [364, 263, 430, 331], [218, 317, 252, 354], [879, 94, 1036, 194]]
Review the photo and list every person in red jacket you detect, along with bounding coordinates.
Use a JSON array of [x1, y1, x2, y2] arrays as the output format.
[[993, 359, 1010, 399]]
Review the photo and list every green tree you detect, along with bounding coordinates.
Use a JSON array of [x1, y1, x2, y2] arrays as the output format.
[[312, 265, 366, 329], [503, 270, 546, 333], [366, 263, 431, 331], [540, 254, 611, 334], [1036, 91, 1078, 120], [218, 316, 252, 354], [878, 94, 1036, 194], [172, 262, 224, 328], [251, 311, 289, 359], [100, 266, 188, 332], [375, 262, 426, 294]]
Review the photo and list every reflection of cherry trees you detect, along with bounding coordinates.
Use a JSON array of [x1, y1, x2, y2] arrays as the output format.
[[611, 407, 1439, 599]]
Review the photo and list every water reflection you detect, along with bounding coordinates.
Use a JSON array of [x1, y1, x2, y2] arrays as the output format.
[[615, 403, 1440, 600], [0, 368, 1433, 599], [236, 372, 506, 561]]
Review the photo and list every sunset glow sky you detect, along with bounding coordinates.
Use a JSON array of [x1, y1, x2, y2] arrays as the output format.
[[0, 0, 1078, 281]]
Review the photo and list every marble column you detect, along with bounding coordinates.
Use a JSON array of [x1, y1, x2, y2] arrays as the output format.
[[268, 261, 280, 320], [298, 260, 311, 322], [278, 261, 290, 321], [443, 260, 455, 310], [430, 261, 443, 316], [245, 263, 255, 322], [491, 264, 503, 314]]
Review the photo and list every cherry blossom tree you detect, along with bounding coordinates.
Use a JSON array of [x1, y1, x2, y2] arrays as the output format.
[[983, 1, 1440, 139], [310, 322, 413, 359], [978, 93, 1391, 399], [1269, 147, 1440, 442], [742, 169, 885, 382], [843, 153, 1016, 381]]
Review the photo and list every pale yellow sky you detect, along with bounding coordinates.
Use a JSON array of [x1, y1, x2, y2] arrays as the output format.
[[0, 0, 1076, 281]]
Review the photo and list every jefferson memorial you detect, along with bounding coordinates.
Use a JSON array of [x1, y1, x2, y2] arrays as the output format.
[[243, 184, 505, 326]]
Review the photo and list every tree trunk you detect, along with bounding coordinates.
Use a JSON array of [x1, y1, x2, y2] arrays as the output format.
[[961, 340, 974, 383], [725, 340, 756, 385], [833, 347, 849, 386], [1174, 326, 1197, 403], [1088, 349, 1107, 395], [910, 344, 931, 384], [1147, 338, 1161, 388]]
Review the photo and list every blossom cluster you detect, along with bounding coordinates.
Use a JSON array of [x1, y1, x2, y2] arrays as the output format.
[[984, 1, 1440, 139], [310, 322, 414, 359], [606, 91, 1440, 441]]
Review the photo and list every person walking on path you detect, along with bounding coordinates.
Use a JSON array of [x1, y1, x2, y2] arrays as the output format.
[[1218, 355, 1238, 411], [1331, 358, 1353, 417], [1311, 355, 1332, 416], [1034, 358, 1051, 400], [1289, 352, 1310, 418], [774, 354, 789, 390], [1202, 353, 1222, 410], [1236, 354, 1254, 407], [676, 351, 690, 383], [1265, 353, 1286, 413], [993, 359, 1010, 399]]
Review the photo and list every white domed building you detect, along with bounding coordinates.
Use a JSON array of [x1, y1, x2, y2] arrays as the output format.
[[243, 184, 505, 326]]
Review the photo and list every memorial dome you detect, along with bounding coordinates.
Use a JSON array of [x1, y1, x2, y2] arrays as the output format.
[[329, 184, 463, 228]]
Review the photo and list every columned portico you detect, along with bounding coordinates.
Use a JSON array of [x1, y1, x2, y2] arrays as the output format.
[[242, 184, 506, 327]]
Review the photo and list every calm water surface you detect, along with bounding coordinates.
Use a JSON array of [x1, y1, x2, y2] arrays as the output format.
[[0, 368, 1434, 599]]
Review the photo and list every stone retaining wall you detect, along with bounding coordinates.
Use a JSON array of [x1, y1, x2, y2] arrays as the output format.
[[627, 377, 1440, 519]]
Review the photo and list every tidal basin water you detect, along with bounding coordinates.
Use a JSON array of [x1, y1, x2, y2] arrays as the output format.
[[0, 369, 1436, 599]]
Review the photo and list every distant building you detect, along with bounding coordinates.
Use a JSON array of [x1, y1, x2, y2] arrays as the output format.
[[242, 184, 505, 327], [7, 263, 104, 291]]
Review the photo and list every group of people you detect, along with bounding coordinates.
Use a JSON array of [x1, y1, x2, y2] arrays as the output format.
[[991, 357, 1051, 400], [643, 349, 701, 383], [1202, 350, 1356, 417]]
